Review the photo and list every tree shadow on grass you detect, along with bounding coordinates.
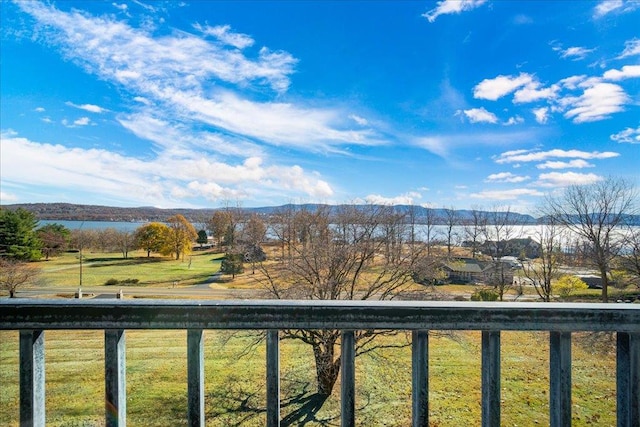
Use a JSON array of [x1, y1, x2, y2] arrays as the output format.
[[85, 257, 165, 267], [206, 381, 340, 426], [280, 391, 335, 426]]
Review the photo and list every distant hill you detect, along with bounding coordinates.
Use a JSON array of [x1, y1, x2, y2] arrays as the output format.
[[2, 202, 540, 224], [4, 202, 640, 225]]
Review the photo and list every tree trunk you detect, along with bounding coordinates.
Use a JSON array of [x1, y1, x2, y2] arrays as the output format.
[[312, 341, 341, 396], [599, 265, 609, 303]]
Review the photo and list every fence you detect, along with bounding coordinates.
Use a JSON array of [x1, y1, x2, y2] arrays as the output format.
[[1, 299, 639, 426]]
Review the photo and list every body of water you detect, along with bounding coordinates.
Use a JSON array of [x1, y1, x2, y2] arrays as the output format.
[[38, 220, 149, 232]]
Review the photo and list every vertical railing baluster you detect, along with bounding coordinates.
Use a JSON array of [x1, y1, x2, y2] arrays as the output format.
[[617, 332, 639, 427], [19, 330, 45, 427], [481, 330, 500, 427], [105, 329, 126, 427], [266, 330, 280, 427], [341, 330, 355, 427], [187, 329, 205, 427], [412, 330, 429, 427], [549, 331, 571, 427]]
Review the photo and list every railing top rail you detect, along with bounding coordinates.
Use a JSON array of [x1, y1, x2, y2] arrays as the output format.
[[1, 299, 639, 332]]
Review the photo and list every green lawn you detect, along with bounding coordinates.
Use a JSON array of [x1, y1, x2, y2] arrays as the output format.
[[0, 330, 617, 426], [1, 251, 627, 425], [27, 250, 225, 289]]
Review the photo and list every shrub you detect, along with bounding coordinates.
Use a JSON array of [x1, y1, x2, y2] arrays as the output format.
[[470, 288, 499, 301], [554, 275, 588, 299], [104, 278, 139, 286]]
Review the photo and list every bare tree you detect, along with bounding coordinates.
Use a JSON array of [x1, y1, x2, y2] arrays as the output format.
[[242, 214, 267, 273], [268, 205, 296, 261], [441, 207, 460, 257], [0, 258, 40, 298], [520, 217, 564, 301], [481, 206, 521, 301], [618, 225, 640, 289], [256, 204, 425, 396], [115, 230, 134, 259], [423, 205, 437, 257], [544, 177, 637, 302], [463, 206, 486, 259]]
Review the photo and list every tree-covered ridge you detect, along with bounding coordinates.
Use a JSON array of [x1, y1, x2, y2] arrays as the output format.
[[1, 202, 546, 224]]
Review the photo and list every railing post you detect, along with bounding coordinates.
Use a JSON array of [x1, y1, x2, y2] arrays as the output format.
[[20, 330, 45, 427], [187, 329, 205, 427], [481, 330, 500, 427], [266, 330, 280, 427], [341, 330, 355, 427], [549, 331, 571, 427], [412, 330, 429, 427], [105, 329, 126, 427], [617, 332, 639, 427]]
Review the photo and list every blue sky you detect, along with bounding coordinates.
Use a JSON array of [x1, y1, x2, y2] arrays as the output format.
[[1, 0, 639, 213]]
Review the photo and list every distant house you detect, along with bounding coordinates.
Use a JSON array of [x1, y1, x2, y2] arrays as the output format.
[[442, 258, 515, 285], [479, 237, 541, 259]]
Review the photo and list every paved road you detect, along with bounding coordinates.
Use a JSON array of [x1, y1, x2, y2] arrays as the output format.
[[15, 284, 262, 299]]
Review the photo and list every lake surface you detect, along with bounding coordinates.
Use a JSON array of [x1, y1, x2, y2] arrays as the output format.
[[38, 221, 638, 252], [38, 220, 149, 232]]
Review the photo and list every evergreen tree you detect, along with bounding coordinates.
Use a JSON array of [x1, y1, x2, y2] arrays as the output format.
[[0, 208, 42, 260]]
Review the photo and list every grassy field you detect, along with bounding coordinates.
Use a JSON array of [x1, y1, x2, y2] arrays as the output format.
[[0, 329, 618, 426], [26, 249, 225, 289], [1, 249, 630, 425]]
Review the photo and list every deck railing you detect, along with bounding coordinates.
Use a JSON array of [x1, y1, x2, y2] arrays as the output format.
[[1, 299, 639, 427]]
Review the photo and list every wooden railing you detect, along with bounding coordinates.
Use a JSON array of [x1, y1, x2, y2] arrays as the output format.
[[1, 299, 639, 427]]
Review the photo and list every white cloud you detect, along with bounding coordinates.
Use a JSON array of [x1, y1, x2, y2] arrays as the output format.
[[474, 68, 633, 124], [495, 148, 619, 164], [559, 75, 587, 90], [470, 188, 544, 200], [593, 0, 639, 17], [17, 2, 383, 152], [0, 131, 335, 206], [513, 83, 559, 103], [563, 82, 629, 123], [66, 101, 107, 113], [349, 114, 369, 126], [618, 38, 640, 59], [532, 107, 549, 124], [603, 65, 640, 81], [363, 192, 421, 205], [112, 3, 128, 12], [18, 1, 297, 93], [610, 126, 640, 144], [594, 0, 623, 16], [413, 136, 449, 157], [513, 14, 533, 25], [0, 191, 19, 203], [193, 23, 254, 49], [34, 107, 45, 112], [485, 172, 530, 183], [536, 159, 594, 169], [423, 0, 487, 23], [73, 117, 91, 126], [460, 107, 498, 124], [503, 116, 524, 126], [473, 73, 534, 100], [559, 46, 595, 60], [537, 172, 603, 187]]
